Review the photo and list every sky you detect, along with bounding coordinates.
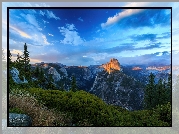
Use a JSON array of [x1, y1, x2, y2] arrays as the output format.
[[7, 5, 173, 66]]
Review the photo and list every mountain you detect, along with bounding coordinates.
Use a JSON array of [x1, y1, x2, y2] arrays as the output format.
[[101, 58, 120, 74], [89, 70, 144, 110], [29, 59, 145, 110], [11, 58, 170, 111]]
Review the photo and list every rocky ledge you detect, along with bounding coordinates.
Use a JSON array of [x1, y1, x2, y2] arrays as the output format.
[[9, 113, 32, 127]]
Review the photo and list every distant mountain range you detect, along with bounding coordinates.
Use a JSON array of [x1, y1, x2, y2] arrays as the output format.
[[27, 59, 171, 110], [8, 58, 171, 111]]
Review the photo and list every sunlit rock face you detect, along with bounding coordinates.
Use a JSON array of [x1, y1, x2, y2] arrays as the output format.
[[102, 58, 120, 74]]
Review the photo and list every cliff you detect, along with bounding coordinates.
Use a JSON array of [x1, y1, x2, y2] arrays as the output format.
[[102, 58, 120, 74]]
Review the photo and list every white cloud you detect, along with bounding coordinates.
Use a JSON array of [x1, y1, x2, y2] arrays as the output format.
[[48, 33, 54, 36], [9, 25, 31, 39], [11, 49, 23, 55], [40, 10, 45, 16], [10, 12, 52, 47], [32, 33, 50, 45], [46, 10, 60, 20], [42, 19, 49, 24], [78, 17, 83, 22], [20, 13, 41, 30], [58, 24, 85, 46], [101, 2, 153, 29], [42, 35, 50, 45], [66, 23, 76, 30], [101, 9, 143, 28]]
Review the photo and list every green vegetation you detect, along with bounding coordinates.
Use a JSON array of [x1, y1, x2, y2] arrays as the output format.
[[9, 87, 171, 126], [9, 107, 27, 114], [143, 73, 171, 109], [70, 75, 77, 92], [8, 43, 171, 126]]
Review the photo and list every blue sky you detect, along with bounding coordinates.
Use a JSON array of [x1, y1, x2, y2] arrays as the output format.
[[8, 7, 171, 66]]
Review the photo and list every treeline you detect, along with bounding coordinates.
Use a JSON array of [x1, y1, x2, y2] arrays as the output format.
[[143, 73, 171, 110], [9, 43, 171, 126], [9, 43, 77, 91]]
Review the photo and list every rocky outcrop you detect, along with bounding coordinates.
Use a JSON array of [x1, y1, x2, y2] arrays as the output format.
[[83, 67, 93, 80], [90, 70, 144, 111], [9, 113, 32, 126], [10, 67, 28, 84], [102, 58, 120, 74], [48, 67, 61, 81], [60, 67, 68, 77]]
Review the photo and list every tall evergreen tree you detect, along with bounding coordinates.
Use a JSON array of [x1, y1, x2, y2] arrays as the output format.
[[143, 73, 156, 109], [144, 73, 172, 110], [15, 53, 23, 70], [34, 66, 40, 78], [14, 53, 24, 80], [156, 78, 164, 106], [47, 74, 56, 90], [39, 68, 46, 88], [71, 75, 77, 92], [22, 43, 31, 81]]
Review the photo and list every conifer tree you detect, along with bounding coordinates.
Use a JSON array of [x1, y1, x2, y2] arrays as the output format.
[[47, 74, 55, 90], [22, 43, 31, 81], [71, 75, 77, 92], [34, 66, 40, 78], [143, 73, 156, 109], [14, 53, 24, 80], [156, 78, 164, 105], [144, 73, 172, 110], [39, 68, 46, 88]]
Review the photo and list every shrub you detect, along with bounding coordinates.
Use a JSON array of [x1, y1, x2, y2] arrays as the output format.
[[9, 89, 72, 126], [15, 87, 171, 126]]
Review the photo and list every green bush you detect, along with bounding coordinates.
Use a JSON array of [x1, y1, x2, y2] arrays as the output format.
[[9, 107, 27, 114], [152, 102, 171, 126], [17, 87, 171, 126]]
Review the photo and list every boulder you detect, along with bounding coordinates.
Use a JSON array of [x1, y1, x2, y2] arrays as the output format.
[[9, 113, 32, 127], [10, 67, 28, 84]]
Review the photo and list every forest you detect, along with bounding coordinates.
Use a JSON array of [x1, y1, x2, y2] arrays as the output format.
[[8, 43, 172, 126]]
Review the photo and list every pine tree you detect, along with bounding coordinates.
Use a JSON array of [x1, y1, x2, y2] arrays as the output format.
[[39, 68, 46, 88], [71, 75, 77, 92], [22, 43, 31, 81], [156, 78, 164, 106], [47, 74, 55, 90], [14, 53, 24, 80], [143, 73, 156, 109], [144, 73, 172, 110], [34, 66, 40, 78]]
